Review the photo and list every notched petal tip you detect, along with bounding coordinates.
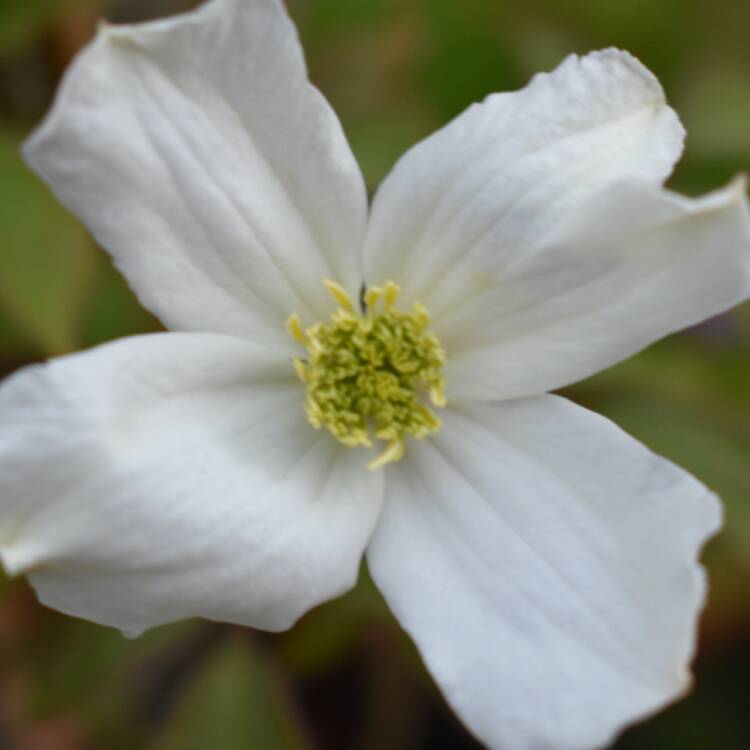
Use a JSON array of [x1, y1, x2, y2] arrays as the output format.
[[729, 171, 749, 197], [534, 47, 666, 102], [705, 488, 725, 540], [0, 544, 42, 578], [547, 47, 685, 156], [587, 47, 664, 88], [96, 22, 142, 51], [120, 626, 146, 640], [684, 172, 750, 217]]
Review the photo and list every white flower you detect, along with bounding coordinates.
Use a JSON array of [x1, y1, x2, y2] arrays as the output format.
[[1, 0, 749, 747]]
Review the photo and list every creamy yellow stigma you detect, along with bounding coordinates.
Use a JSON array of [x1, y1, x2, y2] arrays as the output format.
[[287, 280, 447, 470]]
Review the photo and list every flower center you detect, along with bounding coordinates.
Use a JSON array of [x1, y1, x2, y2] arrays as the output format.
[[287, 279, 446, 470]]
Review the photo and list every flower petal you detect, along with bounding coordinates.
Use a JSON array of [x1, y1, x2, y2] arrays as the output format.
[[441, 176, 750, 400], [364, 49, 684, 306], [0, 333, 383, 636], [368, 396, 720, 750], [23, 0, 368, 350]]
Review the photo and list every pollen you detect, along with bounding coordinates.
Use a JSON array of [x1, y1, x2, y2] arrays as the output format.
[[288, 280, 447, 470]]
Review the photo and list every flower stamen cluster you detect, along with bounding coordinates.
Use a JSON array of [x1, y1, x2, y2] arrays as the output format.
[[287, 280, 446, 470]]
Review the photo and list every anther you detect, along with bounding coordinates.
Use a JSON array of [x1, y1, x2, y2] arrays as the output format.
[[365, 286, 382, 310], [367, 439, 405, 471], [286, 313, 306, 345], [323, 279, 354, 312], [383, 281, 400, 309], [430, 384, 447, 408], [293, 358, 308, 383]]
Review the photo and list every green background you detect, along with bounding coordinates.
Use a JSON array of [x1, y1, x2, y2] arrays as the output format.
[[0, 0, 748, 747]]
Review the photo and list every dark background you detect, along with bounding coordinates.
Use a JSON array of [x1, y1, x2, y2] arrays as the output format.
[[1, 0, 749, 748]]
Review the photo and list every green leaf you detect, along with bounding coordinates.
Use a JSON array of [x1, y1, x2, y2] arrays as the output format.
[[0, 0, 85, 58], [279, 568, 389, 677], [78, 257, 161, 348], [28, 619, 200, 749], [347, 110, 437, 197], [0, 129, 97, 356], [298, 0, 384, 32], [155, 634, 313, 750], [423, 0, 518, 120]]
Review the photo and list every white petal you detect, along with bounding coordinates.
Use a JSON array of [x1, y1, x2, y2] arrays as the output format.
[[23, 0, 368, 351], [442, 176, 750, 400], [368, 396, 720, 750], [364, 49, 684, 308], [0, 333, 383, 636]]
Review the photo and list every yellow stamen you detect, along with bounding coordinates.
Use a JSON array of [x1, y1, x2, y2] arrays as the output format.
[[286, 313, 306, 345], [367, 439, 405, 471], [383, 281, 400, 310], [293, 358, 308, 383], [365, 286, 382, 310], [287, 280, 447, 470], [413, 302, 430, 327], [323, 278, 354, 312], [430, 384, 447, 408]]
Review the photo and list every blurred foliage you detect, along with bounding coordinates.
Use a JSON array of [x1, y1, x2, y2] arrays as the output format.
[[0, 0, 71, 58], [156, 633, 314, 750], [0, 0, 748, 748], [0, 130, 96, 357]]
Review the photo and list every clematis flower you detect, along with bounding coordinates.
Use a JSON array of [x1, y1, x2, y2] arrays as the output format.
[[2, 0, 749, 747]]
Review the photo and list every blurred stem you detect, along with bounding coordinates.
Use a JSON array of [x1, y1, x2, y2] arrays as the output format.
[[355, 624, 424, 750], [52, 2, 101, 69], [251, 631, 319, 750]]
